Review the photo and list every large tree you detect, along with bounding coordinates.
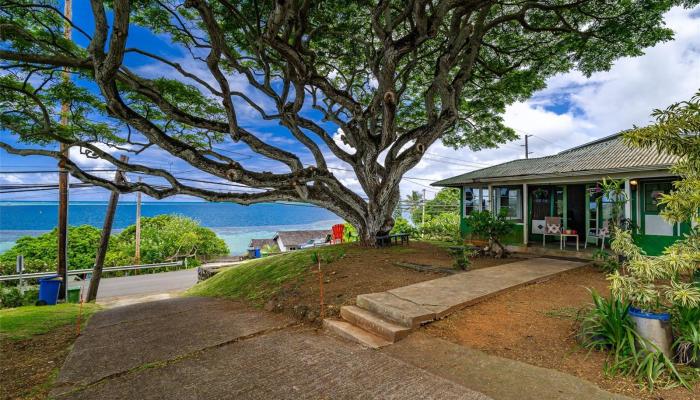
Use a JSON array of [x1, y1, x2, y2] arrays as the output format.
[[0, 0, 694, 243]]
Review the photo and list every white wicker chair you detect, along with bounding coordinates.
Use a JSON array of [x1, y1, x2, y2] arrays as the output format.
[[542, 216, 562, 246], [586, 220, 610, 249]]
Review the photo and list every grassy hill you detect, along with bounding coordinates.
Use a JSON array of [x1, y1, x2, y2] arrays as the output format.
[[186, 245, 347, 305]]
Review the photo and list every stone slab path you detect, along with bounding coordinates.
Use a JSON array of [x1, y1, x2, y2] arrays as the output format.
[[326, 257, 587, 346], [52, 297, 489, 400]]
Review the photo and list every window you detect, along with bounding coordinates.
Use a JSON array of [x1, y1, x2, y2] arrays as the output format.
[[464, 188, 476, 216], [495, 187, 523, 222], [555, 188, 565, 218], [464, 187, 490, 216], [481, 188, 490, 213], [644, 182, 672, 214]]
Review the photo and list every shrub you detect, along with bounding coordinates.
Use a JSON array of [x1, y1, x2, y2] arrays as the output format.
[[0, 225, 102, 275], [673, 306, 700, 365], [342, 222, 357, 242], [592, 250, 620, 273], [579, 290, 693, 390], [464, 210, 515, 257], [0, 215, 229, 275], [107, 215, 229, 265], [390, 217, 418, 237], [0, 286, 38, 309], [419, 212, 460, 241]]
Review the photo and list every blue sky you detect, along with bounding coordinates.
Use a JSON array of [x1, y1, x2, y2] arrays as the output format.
[[1, 4, 699, 202]]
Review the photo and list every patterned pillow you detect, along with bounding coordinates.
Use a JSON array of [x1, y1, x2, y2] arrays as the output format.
[[545, 223, 560, 234]]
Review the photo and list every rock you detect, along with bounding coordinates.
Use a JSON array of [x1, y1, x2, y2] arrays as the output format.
[[305, 310, 318, 322], [293, 305, 309, 319], [264, 300, 276, 312]]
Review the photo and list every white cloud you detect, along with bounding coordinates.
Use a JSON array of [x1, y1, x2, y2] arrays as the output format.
[[400, 5, 700, 199]]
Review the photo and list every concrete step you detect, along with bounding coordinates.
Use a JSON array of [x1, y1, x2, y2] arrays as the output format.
[[356, 292, 435, 328], [323, 318, 392, 349], [340, 306, 412, 342]]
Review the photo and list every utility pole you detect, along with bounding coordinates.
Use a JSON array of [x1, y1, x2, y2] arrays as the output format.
[[421, 189, 426, 226], [134, 177, 142, 265], [57, 0, 72, 300], [87, 156, 127, 302], [521, 134, 533, 159]]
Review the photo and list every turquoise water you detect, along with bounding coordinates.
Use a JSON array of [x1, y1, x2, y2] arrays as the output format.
[[0, 201, 342, 255]]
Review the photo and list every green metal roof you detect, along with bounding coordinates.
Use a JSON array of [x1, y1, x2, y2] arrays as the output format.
[[432, 134, 677, 187]]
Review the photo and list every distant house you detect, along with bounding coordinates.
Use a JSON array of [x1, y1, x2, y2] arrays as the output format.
[[248, 238, 278, 251], [432, 133, 686, 256], [274, 230, 331, 252]]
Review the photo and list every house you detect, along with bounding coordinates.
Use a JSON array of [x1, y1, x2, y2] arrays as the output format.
[[248, 238, 278, 251], [432, 133, 689, 256], [273, 230, 331, 252]]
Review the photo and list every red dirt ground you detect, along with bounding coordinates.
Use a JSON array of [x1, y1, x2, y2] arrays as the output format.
[[424, 265, 699, 400], [269, 241, 525, 322]]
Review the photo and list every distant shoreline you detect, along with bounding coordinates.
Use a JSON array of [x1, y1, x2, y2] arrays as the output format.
[[0, 201, 343, 255]]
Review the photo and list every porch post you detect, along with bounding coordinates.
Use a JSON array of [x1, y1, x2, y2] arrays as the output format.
[[523, 183, 529, 245], [478, 187, 484, 211], [487, 184, 493, 212], [624, 179, 632, 219]]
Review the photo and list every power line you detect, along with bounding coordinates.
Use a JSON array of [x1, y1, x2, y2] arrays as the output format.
[[424, 152, 490, 167]]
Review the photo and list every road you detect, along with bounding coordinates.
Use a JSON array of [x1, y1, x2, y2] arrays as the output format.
[[90, 260, 245, 305], [91, 269, 198, 303]]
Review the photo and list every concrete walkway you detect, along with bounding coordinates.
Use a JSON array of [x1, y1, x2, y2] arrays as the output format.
[[325, 257, 586, 347], [51, 297, 489, 400], [384, 333, 631, 400]]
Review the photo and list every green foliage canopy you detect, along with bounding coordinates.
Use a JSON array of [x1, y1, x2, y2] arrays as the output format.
[[0, 0, 694, 242], [410, 188, 460, 224], [0, 215, 229, 275], [607, 91, 700, 312]]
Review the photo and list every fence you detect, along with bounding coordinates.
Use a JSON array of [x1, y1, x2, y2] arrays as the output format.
[[0, 260, 185, 282]]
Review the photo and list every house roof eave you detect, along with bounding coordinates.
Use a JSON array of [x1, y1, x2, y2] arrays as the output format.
[[432, 165, 674, 187]]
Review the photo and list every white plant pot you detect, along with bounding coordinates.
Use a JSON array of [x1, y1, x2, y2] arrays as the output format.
[[628, 307, 673, 358]]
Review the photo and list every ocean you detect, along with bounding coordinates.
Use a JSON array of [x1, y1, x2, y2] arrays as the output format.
[[0, 201, 343, 255]]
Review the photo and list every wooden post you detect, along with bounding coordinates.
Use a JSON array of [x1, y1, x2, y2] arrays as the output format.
[[522, 183, 529, 245], [86, 155, 127, 302], [318, 258, 325, 319], [57, 0, 72, 300], [421, 189, 426, 226], [134, 177, 142, 265]]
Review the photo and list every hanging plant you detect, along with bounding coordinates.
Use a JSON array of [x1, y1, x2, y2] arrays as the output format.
[[533, 188, 548, 200]]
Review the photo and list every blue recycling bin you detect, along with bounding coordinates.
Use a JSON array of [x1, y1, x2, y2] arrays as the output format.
[[37, 275, 62, 305], [254, 248, 261, 258]]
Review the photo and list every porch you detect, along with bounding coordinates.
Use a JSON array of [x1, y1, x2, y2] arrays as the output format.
[[507, 241, 601, 261], [459, 176, 686, 257], [434, 133, 684, 257]]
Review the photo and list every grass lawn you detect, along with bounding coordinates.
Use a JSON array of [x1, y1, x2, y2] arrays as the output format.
[[187, 244, 348, 304], [1, 303, 102, 399], [0, 303, 100, 340]]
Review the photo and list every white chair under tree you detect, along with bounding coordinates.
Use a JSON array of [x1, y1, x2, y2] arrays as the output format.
[[542, 216, 562, 247]]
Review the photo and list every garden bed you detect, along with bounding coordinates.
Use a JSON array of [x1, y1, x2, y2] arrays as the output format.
[[188, 241, 525, 323], [423, 265, 699, 400]]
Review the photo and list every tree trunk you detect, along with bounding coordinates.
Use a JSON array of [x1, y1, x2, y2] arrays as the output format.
[[86, 157, 127, 302], [354, 201, 397, 246]]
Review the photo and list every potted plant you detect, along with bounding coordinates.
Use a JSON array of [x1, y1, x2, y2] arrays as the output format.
[[608, 229, 700, 358]]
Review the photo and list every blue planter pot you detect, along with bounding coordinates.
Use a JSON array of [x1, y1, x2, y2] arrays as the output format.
[[628, 307, 673, 358]]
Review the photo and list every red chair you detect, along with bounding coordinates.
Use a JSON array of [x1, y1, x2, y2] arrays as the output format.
[[331, 224, 345, 244]]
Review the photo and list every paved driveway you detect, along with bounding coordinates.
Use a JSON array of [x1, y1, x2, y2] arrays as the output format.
[[51, 297, 488, 400]]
